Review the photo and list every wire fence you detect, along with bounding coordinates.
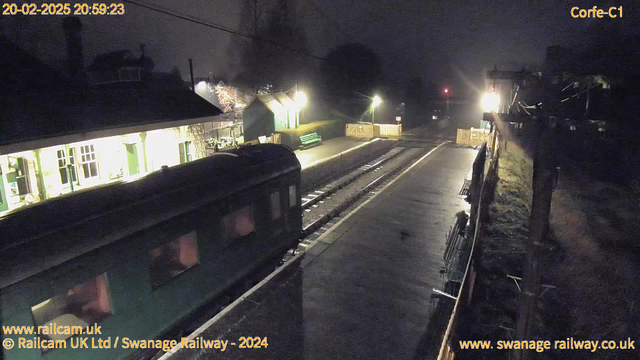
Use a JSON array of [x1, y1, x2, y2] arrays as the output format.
[[437, 129, 502, 360]]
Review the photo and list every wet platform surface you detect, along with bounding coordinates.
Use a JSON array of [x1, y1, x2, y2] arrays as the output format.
[[295, 137, 370, 169], [166, 145, 477, 360]]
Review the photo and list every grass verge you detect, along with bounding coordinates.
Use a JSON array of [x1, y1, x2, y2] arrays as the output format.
[[456, 141, 532, 360]]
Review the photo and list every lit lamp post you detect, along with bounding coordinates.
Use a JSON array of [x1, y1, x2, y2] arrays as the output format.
[[371, 95, 382, 126], [294, 90, 307, 128], [481, 92, 500, 113], [481, 91, 501, 132]]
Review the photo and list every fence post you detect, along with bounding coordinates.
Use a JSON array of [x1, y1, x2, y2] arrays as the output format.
[[468, 142, 487, 236]]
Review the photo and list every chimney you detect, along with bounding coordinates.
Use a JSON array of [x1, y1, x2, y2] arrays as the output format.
[[62, 17, 84, 82]]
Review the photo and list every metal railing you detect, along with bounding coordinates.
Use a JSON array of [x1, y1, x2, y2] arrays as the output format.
[[437, 130, 501, 360]]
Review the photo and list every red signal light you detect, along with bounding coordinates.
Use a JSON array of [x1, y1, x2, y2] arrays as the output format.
[[444, 88, 449, 94]]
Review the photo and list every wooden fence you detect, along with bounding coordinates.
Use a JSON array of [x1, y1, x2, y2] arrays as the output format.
[[346, 123, 402, 138], [346, 124, 376, 138], [376, 124, 402, 136], [456, 128, 491, 146], [438, 131, 501, 360]]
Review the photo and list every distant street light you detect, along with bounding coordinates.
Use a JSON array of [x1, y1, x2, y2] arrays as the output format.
[[481, 92, 500, 113], [444, 88, 450, 112], [372, 95, 382, 108], [196, 81, 208, 92], [371, 95, 382, 126]]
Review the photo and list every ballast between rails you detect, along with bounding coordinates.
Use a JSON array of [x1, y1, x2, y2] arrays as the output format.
[[300, 147, 436, 237], [300, 147, 408, 210]]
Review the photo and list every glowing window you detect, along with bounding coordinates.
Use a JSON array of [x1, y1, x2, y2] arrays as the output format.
[[270, 191, 281, 220], [57, 149, 77, 185], [13, 157, 32, 195], [149, 231, 199, 288], [223, 205, 255, 246], [288, 184, 297, 208], [31, 274, 111, 341], [80, 145, 98, 179]]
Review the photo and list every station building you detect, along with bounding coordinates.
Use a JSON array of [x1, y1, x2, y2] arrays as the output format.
[[242, 92, 301, 142], [0, 92, 222, 216], [0, 32, 222, 217]]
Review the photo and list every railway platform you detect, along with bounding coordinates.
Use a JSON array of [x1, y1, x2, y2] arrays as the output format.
[[163, 144, 477, 360], [294, 137, 370, 169]]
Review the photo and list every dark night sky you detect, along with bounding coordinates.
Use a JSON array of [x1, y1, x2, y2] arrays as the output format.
[[2, 0, 638, 99]]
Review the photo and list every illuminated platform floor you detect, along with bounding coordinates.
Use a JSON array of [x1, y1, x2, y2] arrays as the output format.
[[165, 144, 477, 360], [294, 137, 371, 169]]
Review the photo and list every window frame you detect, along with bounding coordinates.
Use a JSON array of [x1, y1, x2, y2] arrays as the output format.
[[13, 156, 32, 195], [222, 204, 256, 247], [118, 67, 141, 82], [57, 148, 78, 186], [30, 273, 112, 344], [270, 191, 282, 220], [149, 230, 199, 289], [80, 144, 99, 179], [288, 184, 297, 208]]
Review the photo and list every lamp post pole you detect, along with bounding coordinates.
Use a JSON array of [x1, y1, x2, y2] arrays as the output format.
[[372, 107, 375, 126], [371, 95, 381, 136], [296, 83, 301, 127]]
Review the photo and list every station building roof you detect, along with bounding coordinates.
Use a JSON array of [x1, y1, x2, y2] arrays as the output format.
[[0, 37, 222, 154], [248, 92, 300, 114]]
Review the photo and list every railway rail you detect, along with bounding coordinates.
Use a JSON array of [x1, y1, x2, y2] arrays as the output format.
[[299, 147, 428, 239], [300, 147, 406, 210]]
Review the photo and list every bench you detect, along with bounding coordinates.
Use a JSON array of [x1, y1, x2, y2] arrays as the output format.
[[299, 132, 322, 149]]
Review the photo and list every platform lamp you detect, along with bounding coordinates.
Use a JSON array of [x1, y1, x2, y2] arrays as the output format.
[[371, 95, 382, 126]]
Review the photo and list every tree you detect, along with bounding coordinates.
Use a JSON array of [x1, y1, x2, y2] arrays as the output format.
[[168, 66, 184, 86], [232, 0, 309, 91], [322, 42, 383, 118], [214, 81, 253, 113]]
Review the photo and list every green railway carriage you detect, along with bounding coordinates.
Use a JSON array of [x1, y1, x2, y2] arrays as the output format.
[[0, 144, 301, 360]]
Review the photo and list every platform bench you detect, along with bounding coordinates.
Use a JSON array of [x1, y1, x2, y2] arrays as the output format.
[[299, 132, 322, 149]]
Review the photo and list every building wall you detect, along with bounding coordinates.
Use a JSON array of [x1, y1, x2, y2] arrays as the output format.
[[187, 123, 207, 159], [0, 152, 41, 212], [0, 122, 214, 217], [145, 128, 181, 172], [275, 109, 298, 131], [243, 102, 275, 142]]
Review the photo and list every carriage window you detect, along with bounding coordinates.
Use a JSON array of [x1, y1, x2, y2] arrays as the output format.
[[223, 205, 255, 246], [288, 184, 297, 208], [31, 274, 111, 341], [149, 231, 198, 288], [270, 191, 281, 220]]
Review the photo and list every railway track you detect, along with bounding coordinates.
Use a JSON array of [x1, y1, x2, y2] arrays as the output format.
[[140, 141, 446, 360], [300, 146, 406, 210], [294, 142, 442, 253]]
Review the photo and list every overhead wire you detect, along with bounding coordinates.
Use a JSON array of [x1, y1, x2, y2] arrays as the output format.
[[122, 0, 328, 62]]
